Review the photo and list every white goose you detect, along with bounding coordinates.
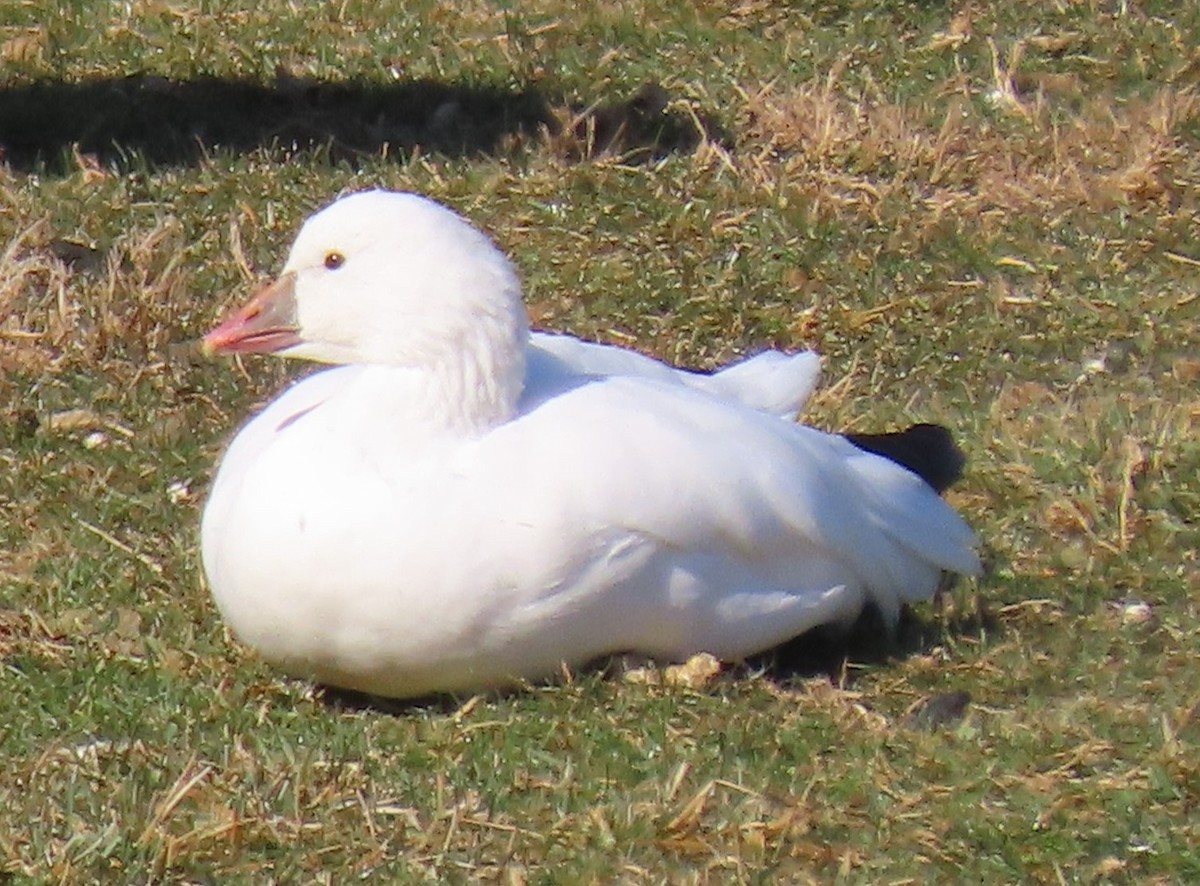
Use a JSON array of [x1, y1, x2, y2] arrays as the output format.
[[200, 190, 980, 699]]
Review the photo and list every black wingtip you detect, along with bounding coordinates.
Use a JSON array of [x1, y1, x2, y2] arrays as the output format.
[[844, 423, 967, 494]]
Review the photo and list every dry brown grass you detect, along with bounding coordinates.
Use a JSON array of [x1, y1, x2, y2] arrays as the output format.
[[739, 73, 1198, 224], [0, 221, 70, 375], [0, 215, 194, 371]]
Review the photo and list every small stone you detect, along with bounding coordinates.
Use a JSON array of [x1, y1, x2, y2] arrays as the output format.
[[1120, 600, 1152, 625], [663, 653, 722, 689], [906, 690, 971, 731], [621, 652, 723, 688]]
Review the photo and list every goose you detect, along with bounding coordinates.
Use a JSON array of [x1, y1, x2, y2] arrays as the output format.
[[200, 189, 980, 699]]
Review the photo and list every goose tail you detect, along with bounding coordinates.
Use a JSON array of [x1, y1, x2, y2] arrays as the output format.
[[844, 423, 967, 494]]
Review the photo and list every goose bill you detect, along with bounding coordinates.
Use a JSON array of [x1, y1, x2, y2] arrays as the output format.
[[203, 272, 301, 356]]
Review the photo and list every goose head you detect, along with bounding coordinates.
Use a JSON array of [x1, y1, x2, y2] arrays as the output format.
[[204, 191, 530, 416]]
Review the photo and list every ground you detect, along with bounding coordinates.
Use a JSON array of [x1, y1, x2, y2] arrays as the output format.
[[0, 2, 1197, 883]]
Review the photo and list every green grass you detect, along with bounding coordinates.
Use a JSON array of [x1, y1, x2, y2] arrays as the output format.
[[2, 1, 1199, 882]]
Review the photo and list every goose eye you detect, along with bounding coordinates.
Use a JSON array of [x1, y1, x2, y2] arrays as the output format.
[[324, 252, 345, 270]]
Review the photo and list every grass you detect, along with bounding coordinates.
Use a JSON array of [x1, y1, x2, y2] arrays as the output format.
[[1, 0, 1198, 882]]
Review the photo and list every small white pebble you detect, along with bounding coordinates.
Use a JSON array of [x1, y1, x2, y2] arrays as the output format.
[[1073, 355, 1108, 386], [83, 431, 107, 449], [167, 480, 191, 504], [1121, 600, 1152, 625], [984, 88, 1007, 106]]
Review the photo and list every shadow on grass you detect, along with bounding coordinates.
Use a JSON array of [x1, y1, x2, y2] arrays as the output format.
[[0, 74, 723, 173], [317, 685, 472, 718], [745, 594, 999, 683]]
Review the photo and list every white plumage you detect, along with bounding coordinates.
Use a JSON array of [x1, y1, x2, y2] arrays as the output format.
[[201, 190, 979, 699]]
